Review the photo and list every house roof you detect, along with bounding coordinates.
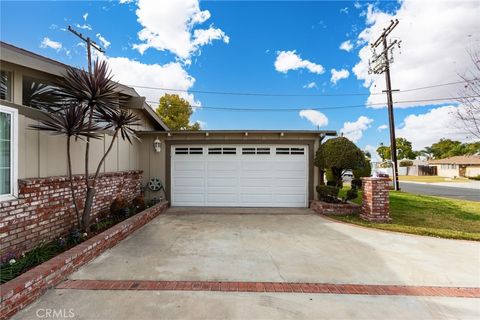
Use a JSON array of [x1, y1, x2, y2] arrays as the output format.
[[429, 156, 480, 165], [0, 41, 169, 131]]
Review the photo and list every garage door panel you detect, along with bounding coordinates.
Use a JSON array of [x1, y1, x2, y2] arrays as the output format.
[[171, 145, 307, 207], [207, 178, 238, 187], [207, 193, 238, 203], [174, 177, 205, 187]]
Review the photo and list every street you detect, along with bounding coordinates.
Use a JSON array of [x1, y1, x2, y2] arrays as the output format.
[[399, 182, 480, 202]]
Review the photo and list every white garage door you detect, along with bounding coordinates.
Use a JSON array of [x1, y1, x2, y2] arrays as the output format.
[[171, 145, 308, 207]]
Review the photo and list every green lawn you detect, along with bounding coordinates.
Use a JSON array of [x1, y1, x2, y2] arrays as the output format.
[[336, 188, 480, 241], [398, 175, 470, 183]]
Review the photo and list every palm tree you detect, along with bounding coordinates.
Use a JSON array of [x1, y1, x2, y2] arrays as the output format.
[[31, 60, 140, 231]]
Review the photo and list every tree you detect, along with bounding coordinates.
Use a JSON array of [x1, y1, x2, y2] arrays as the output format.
[[455, 50, 480, 139], [395, 138, 416, 160], [430, 139, 463, 159], [31, 60, 140, 231], [376, 144, 391, 162], [314, 137, 366, 187], [377, 138, 415, 162], [156, 94, 200, 130]]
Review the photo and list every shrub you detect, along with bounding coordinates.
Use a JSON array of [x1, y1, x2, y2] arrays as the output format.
[[353, 159, 371, 179], [132, 195, 146, 213], [399, 160, 414, 167], [316, 185, 340, 203], [351, 178, 362, 190], [469, 175, 480, 181], [110, 197, 130, 219], [345, 188, 358, 202]]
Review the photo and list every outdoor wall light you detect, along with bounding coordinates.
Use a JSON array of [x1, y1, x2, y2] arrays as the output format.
[[154, 137, 162, 153]]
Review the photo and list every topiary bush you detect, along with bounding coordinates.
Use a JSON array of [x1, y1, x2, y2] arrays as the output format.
[[345, 188, 358, 202], [351, 178, 362, 189], [316, 185, 340, 203]]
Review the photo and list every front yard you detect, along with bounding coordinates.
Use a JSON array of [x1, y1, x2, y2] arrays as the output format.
[[337, 188, 480, 241]]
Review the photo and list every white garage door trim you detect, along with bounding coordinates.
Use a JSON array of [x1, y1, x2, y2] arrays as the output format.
[[171, 145, 308, 207]]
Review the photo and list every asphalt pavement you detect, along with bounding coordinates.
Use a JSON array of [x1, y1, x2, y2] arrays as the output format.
[[399, 182, 480, 202]]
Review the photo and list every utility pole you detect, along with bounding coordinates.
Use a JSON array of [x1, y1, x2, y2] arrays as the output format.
[[369, 19, 401, 191], [67, 25, 104, 74]]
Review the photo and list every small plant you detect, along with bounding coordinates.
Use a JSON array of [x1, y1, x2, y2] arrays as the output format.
[[399, 160, 414, 167], [110, 197, 130, 219], [132, 195, 146, 213], [345, 188, 358, 202], [316, 185, 340, 203]]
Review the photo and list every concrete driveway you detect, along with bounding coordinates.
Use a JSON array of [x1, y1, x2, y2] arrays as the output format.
[[13, 207, 480, 320]]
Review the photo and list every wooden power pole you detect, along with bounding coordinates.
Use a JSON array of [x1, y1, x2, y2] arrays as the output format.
[[369, 19, 401, 191], [67, 25, 105, 74]]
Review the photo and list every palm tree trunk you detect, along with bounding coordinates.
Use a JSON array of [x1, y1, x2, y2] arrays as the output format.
[[67, 137, 82, 227], [82, 130, 119, 231]]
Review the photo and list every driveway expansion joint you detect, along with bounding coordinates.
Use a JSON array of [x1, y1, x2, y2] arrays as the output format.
[[57, 280, 480, 298]]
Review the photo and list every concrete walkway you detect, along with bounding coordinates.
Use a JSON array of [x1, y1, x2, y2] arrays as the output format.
[[13, 207, 480, 319]]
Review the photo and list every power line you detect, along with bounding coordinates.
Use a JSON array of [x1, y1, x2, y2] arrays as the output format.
[[145, 95, 479, 112], [126, 79, 473, 98]]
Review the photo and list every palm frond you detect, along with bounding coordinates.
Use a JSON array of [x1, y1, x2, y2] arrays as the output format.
[[30, 103, 101, 139]]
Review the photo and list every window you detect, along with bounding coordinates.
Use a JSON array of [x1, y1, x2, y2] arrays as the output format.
[[0, 104, 18, 200], [0, 71, 12, 101], [208, 147, 237, 155], [242, 147, 271, 155], [275, 147, 305, 155], [175, 147, 203, 155], [22, 76, 57, 111]]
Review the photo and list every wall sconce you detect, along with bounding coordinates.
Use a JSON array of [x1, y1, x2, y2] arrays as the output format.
[[154, 137, 162, 153]]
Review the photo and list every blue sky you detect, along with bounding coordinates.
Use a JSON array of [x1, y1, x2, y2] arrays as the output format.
[[1, 0, 478, 157]]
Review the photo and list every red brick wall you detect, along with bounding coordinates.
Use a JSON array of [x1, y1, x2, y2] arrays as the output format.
[[0, 201, 169, 320], [361, 177, 390, 222], [0, 170, 142, 257], [310, 200, 360, 215]]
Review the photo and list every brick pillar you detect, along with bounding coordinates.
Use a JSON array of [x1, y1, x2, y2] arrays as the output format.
[[360, 177, 390, 222]]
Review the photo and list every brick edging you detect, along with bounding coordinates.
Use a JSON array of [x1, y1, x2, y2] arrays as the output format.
[[0, 201, 169, 320], [56, 279, 480, 298]]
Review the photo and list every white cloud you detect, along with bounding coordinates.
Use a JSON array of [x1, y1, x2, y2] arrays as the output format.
[[132, 0, 228, 61], [76, 23, 92, 30], [83, 13, 89, 21], [340, 7, 349, 14], [303, 82, 317, 89], [40, 37, 62, 51], [119, 0, 133, 3], [99, 55, 198, 106], [353, 1, 480, 108], [96, 33, 111, 49], [339, 40, 354, 52], [354, 2, 362, 10], [299, 110, 329, 128], [274, 50, 324, 74], [377, 124, 388, 131], [396, 105, 473, 150], [340, 116, 374, 143], [330, 68, 350, 84]]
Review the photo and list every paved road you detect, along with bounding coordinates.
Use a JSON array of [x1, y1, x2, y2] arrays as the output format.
[[399, 182, 480, 202]]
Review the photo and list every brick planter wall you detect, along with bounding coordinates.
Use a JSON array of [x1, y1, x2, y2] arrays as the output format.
[[0, 170, 143, 257], [361, 177, 390, 222], [0, 201, 169, 320], [310, 200, 360, 215]]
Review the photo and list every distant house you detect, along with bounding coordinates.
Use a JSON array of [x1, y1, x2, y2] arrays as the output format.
[[428, 156, 480, 178]]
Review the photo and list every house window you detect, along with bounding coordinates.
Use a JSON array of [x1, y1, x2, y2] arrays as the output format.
[[0, 104, 18, 200], [22, 76, 57, 111], [0, 71, 12, 102]]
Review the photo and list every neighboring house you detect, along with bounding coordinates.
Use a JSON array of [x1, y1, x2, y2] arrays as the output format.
[[1, 42, 335, 254], [428, 156, 480, 178]]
